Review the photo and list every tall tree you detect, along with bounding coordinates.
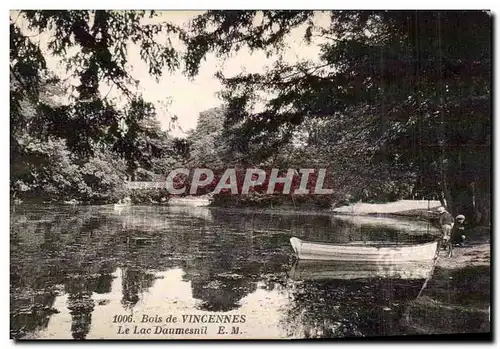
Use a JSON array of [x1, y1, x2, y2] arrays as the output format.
[[187, 107, 226, 167], [10, 10, 191, 201], [185, 10, 491, 224], [11, 10, 186, 163]]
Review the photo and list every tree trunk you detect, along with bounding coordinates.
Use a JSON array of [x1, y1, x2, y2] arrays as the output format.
[[446, 177, 490, 227], [475, 187, 491, 226], [449, 184, 473, 221], [127, 163, 137, 182], [445, 146, 490, 227], [440, 153, 453, 212]]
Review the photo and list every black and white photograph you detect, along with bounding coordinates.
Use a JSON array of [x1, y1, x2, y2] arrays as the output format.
[[9, 9, 491, 340]]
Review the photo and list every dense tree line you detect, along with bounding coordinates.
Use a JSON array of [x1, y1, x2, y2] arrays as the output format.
[[184, 10, 491, 224], [10, 11, 491, 226], [10, 11, 187, 203]]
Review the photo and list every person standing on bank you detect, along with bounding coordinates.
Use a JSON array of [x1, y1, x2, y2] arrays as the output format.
[[437, 206, 454, 257]]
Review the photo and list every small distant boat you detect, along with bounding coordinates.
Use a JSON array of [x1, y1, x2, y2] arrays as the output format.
[[289, 260, 435, 281], [63, 199, 79, 205], [290, 237, 438, 263], [114, 203, 131, 210], [114, 196, 132, 210]]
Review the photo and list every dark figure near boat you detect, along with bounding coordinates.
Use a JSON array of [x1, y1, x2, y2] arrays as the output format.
[[452, 214, 467, 247]]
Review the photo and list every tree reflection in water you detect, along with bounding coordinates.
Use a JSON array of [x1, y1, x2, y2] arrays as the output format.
[[65, 277, 95, 340], [179, 210, 293, 312], [283, 278, 423, 338], [10, 207, 118, 339], [11, 205, 486, 339], [94, 264, 115, 294], [402, 266, 491, 335], [190, 278, 257, 312], [10, 290, 58, 339], [182, 233, 260, 312], [120, 267, 156, 310]]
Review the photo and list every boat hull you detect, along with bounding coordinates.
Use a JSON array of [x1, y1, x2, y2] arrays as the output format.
[[290, 237, 438, 263], [289, 260, 435, 280]]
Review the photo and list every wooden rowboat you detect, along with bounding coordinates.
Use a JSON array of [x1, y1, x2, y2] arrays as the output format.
[[290, 237, 438, 263]]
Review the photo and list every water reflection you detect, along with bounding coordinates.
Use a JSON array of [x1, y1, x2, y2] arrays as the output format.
[[283, 278, 424, 338], [10, 205, 489, 339], [120, 267, 157, 310], [289, 260, 435, 281], [402, 266, 491, 335], [66, 276, 95, 339], [10, 289, 58, 339]]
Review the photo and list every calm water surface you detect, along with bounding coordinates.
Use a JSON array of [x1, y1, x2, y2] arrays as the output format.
[[10, 204, 490, 339]]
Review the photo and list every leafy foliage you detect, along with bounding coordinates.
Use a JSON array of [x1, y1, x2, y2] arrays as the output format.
[[184, 10, 491, 223], [10, 10, 491, 223], [10, 10, 191, 203]]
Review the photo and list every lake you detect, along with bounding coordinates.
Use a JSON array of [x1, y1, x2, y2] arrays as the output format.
[[10, 204, 490, 339]]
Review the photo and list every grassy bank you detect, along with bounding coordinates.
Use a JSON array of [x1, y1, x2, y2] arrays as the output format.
[[436, 242, 490, 269]]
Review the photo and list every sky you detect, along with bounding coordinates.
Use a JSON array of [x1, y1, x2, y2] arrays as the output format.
[[121, 11, 328, 137], [13, 11, 329, 137]]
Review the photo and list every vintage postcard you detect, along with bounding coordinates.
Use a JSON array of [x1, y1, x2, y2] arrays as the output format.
[[10, 10, 491, 340]]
